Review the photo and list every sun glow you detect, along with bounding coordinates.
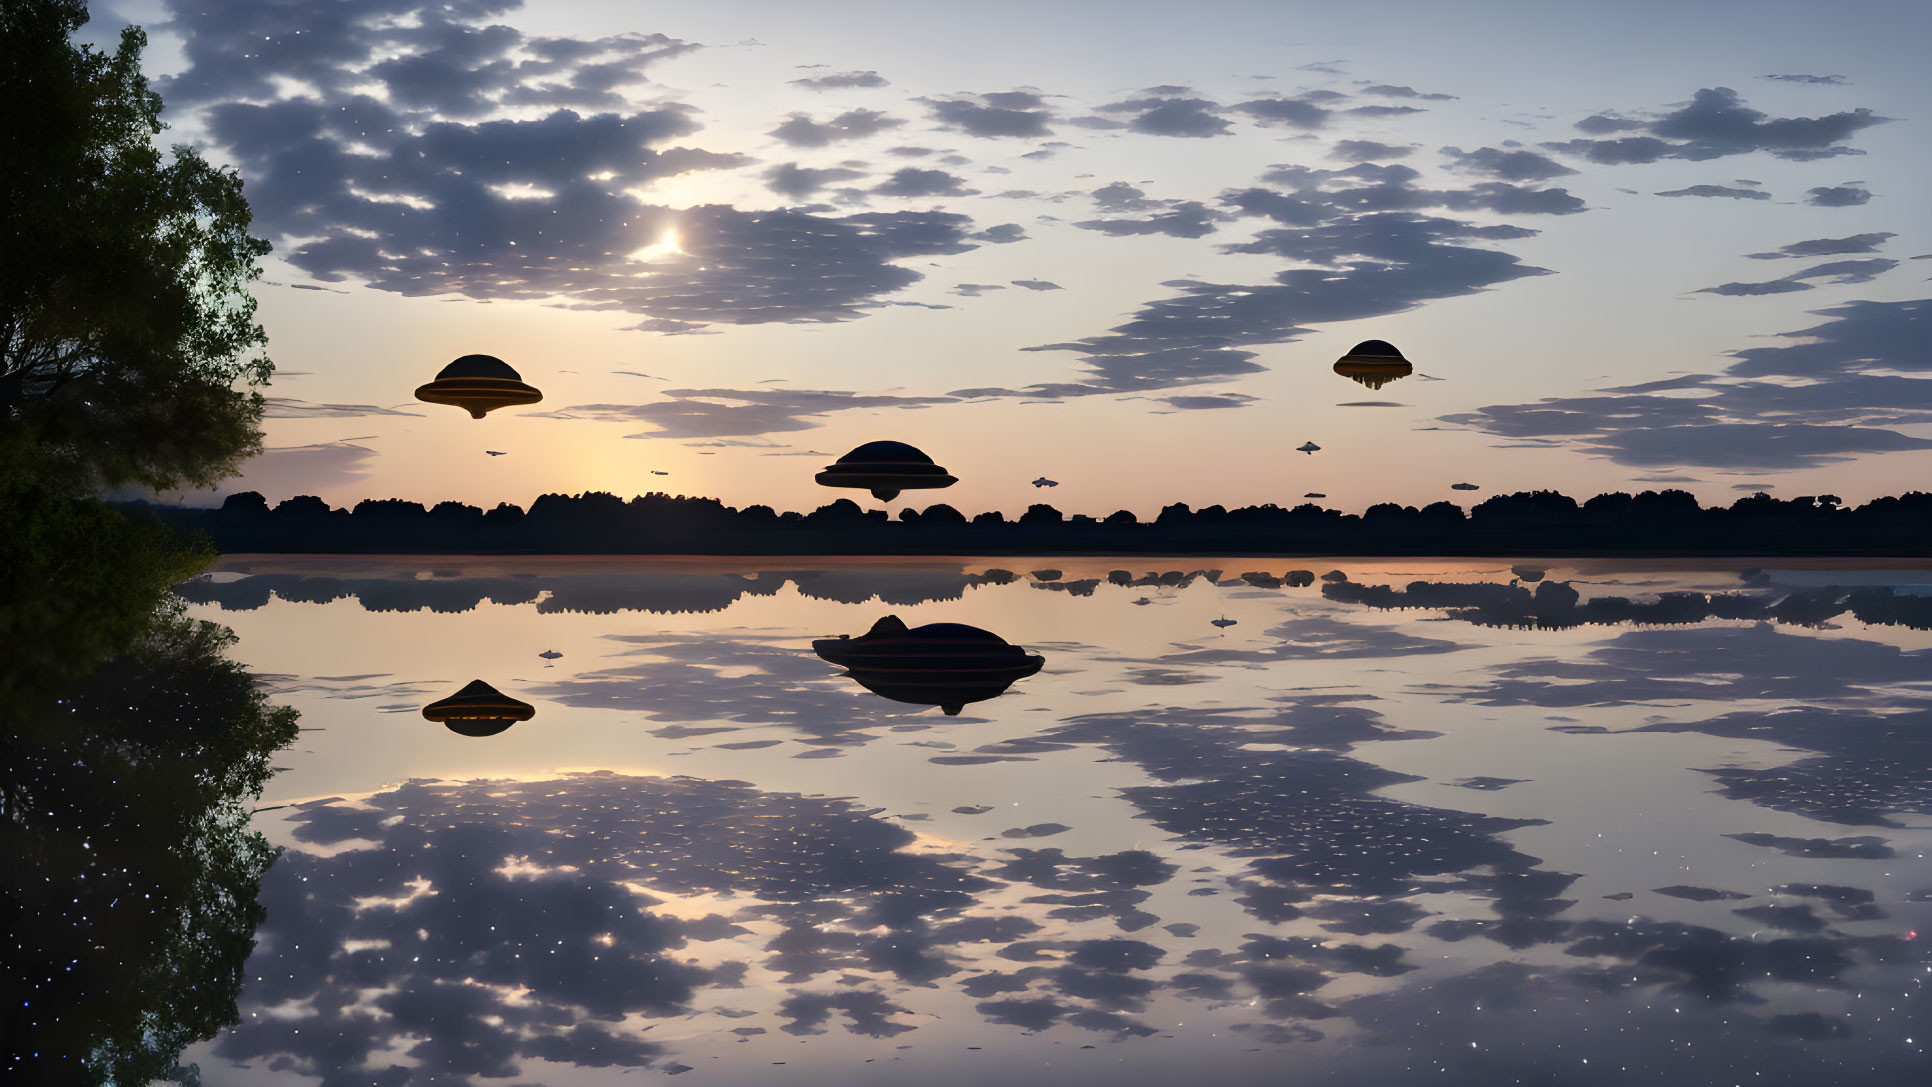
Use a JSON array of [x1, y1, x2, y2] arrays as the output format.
[[626, 228, 684, 264]]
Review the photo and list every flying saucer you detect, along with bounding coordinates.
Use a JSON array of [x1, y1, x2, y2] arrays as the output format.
[[813, 615, 1044, 716], [1032, 477, 1059, 488], [1304, 492, 1326, 499], [421, 679, 535, 737], [1298, 441, 1321, 455], [1332, 339, 1414, 390], [1451, 482, 1480, 491], [414, 355, 543, 419], [815, 441, 957, 502]]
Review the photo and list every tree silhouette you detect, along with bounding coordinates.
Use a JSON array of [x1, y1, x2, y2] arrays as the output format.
[[2, 604, 300, 1086], [2, 0, 272, 492]]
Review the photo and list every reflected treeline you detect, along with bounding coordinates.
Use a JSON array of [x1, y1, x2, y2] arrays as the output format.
[[143, 488, 1932, 555], [1, 606, 300, 1086], [173, 566, 1279, 613], [1324, 577, 1932, 630]]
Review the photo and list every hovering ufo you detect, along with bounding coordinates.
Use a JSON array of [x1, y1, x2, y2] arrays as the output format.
[[538, 649, 562, 660], [421, 679, 535, 737], [414, 355, 543, 419], [1304, 492, 1326, 499], [1451, 482, 1480, 491], [1332, 339, 1414, 390], [1211, 617, 1237, 629], [1132, 597, 1152, 606], [486, 450, 507, 457], [1297, 441, 1321, 455], [815, 441, 957, 502], [1032, 477, 1059, 488], [814, 615, 1044, 716]]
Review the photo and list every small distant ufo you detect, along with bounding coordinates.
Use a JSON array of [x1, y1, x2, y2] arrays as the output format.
[[651, 470, 669, 475], [1332, 339, 1414, 390], [1304, 492, 1326, 499], [486, 450, 507, 456], [421, 679, 534, 737], [816, 441, 957, 502], [1132, 597, 1152, 606], [1451, 482, 1480, 491], [414, 354, 543, 419], [1297, 441, 1321, 455], [539, 649, 563, 660], [1210, 617, 1237, 628], [1032, 477, 1059, 488]]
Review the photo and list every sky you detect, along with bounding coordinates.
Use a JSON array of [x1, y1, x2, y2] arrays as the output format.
[[91, 0, 1932, 516]]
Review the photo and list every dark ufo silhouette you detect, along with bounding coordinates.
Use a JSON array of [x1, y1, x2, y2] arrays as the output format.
[[1304, 492, 1326, 499], [1451, 482, 1480, 491], [1333, 339, 1414, 390], [815, 441, 957, 502], [814, 615, 1044, 715], [421, 679, 535, 737], [1297, 441, 1321, 454], [415, 354, 543, 419]]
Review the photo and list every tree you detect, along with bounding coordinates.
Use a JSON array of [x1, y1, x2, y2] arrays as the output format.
[[2, 0, 273, 492], [3, 603, 299, 1086]]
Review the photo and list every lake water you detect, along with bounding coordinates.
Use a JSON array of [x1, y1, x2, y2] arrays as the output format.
[[171, 556, 1932, 1085]]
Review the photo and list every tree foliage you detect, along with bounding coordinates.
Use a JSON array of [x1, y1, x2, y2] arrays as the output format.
[[2, 603, 300, 1086], [2, 0, 272, 491]]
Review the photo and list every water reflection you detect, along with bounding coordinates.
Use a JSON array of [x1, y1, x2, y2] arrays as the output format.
[[421, 679, 536, 736], [150, 559, 1932, 1084], [815, 615, 1046, 715], [2, 609, 299, 1085]]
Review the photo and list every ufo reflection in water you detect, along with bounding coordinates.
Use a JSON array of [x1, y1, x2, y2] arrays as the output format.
[[421, 679, 536, 737], [1332, 339, 1414, 390], [813, 615, 1044, 715], [414, 354, 544, 419], [815, 441, 957, 502]]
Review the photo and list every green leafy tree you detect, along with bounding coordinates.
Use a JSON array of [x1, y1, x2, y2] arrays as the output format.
[[2, 0, 272, 492]]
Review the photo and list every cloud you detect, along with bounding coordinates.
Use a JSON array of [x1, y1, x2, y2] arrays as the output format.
[[1441, 146, 1577, 181], [1330, 139, 1413, 160], [1546, 87, 1887, 164], [1231, 95, 1335, 130], [1446, 298, 1932, 468], [164, 439, 381, 505], [1095, 93, 1232, 138], [540, 387, 959, 439], [769, 108, 904, 147], [1745, 232, 1894, 259], [1696, 258, 1896, 296], [261, 397, 424, 419], [160, 2, 699, 113], [922, 90, 1055, 138], [1074, 201, 1224, 238], [1360, 84, 1456, 101], [166, 6, 1019, 334], [1764, 73, 1850, 86], [1654, 184, 1770, 200], [789, 69, 890, 91], [1806, 184, 1872, 206], [1157, 392, 1259, 410], [873, 167, 976, 197], [959, 162, 1563, 400], [763, 162, 867, 199], [1010, 279, 1063, 291]]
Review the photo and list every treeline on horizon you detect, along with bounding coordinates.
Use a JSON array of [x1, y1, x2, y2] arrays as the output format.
[[135, 487, 1932, 556]]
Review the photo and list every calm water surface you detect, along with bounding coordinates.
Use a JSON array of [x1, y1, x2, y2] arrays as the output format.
[[171, 556, 1932, 1085]]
